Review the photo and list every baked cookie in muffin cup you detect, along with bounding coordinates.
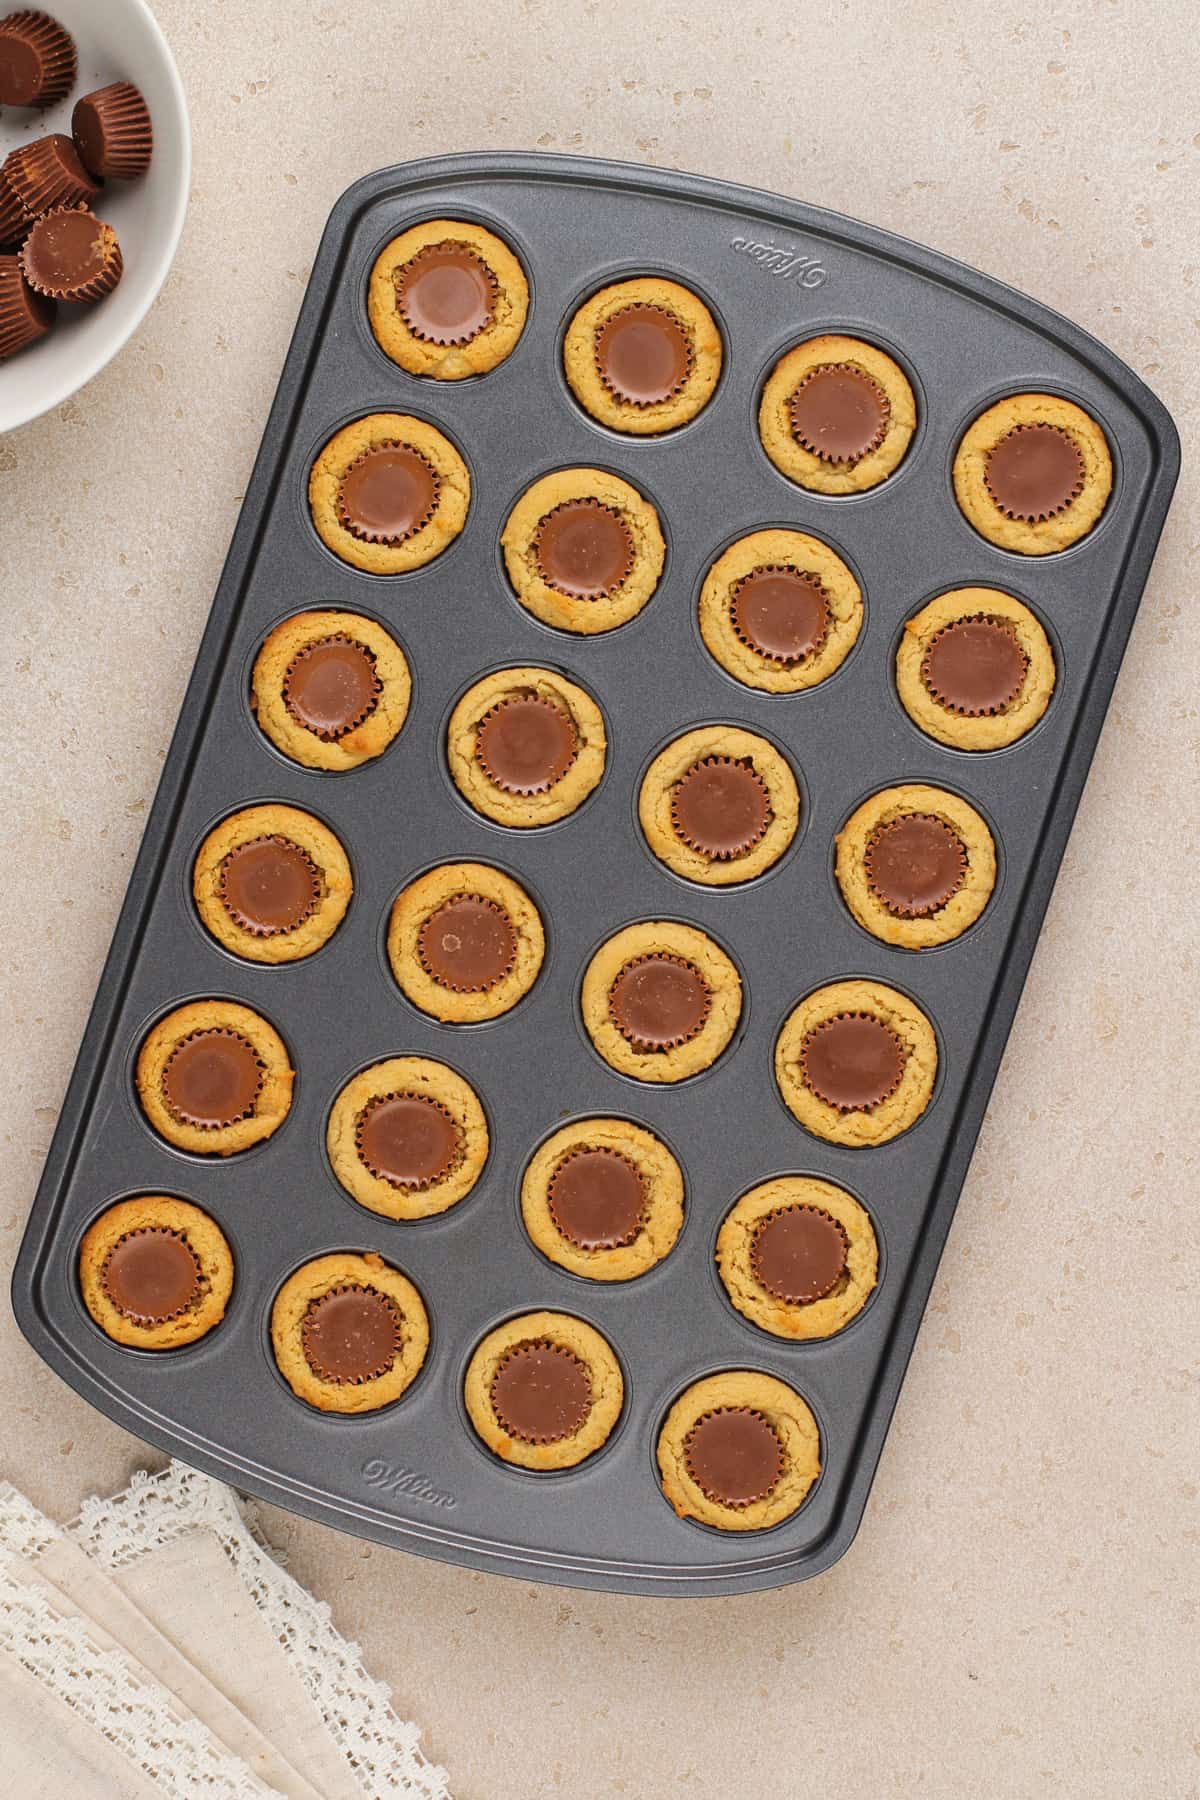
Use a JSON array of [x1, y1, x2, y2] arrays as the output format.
[[308, 413, 470, 574], [657, 1371, 821, 1531], [252, 610, 411, 772], [193, 804, 352, 964], [835, 783, 996, 949], [759, 334, 917, 494], [367, 219, 528, 379], [521, 1118, 684, 1282], [79, 1197, 234, 1351], [136, 999, 294, 1156], [953, 393, 1112, 555], [271, 1252, 429, 1414], [699, 528, 863, 694], [327, 1056, 489, 1221], [563, 277, 722, 434], [775, 978, 937, 1148], [716, 1176, 878, 1341], [638, 725, 799, 886], [447, 666, 606, 827], [464, 1310, 623, 1470], [501, 467, 665, 635], [581, 920, 741, 1083], [896, 588, 1055, 751], [387, 861, 545, 1023]]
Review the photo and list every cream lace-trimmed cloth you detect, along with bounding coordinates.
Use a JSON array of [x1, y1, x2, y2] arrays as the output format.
[[0, 1463, 451, 1800]]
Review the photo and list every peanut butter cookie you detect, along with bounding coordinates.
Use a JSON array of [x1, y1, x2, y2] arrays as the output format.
[[308, 413, 469, 574], [79, 1197, 234, 1351], [699, 528, 863, 693], [581, 921, 741, 1083], [367, 219, 528, 379], [327, 1056, 488, 1221], [657, 1371, 821, 1531], [759, 335, 916, 494], [447, 667, 606, 827], [464, 1310, 623, 1470], [896, 588, 1055, 751], [193, 804, 352, 965], [775, 978, 937, 1147], [271, 1252, 429, 1414], [717, 1176, 878, 1340], [501, 467, 665, 634], [387, 861, 544, 1022], [251, 610, 411, 772], [953, 393, 1112, 555], [563, 277, 721, 434], [521, 1118, 684, 1282], [136, 999, 294, 1157], [638, 725, 799, 886], [835, 783, 996, 949]]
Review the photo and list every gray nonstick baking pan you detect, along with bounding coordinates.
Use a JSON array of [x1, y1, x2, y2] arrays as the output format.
[[13, 153, 1179, 1595]]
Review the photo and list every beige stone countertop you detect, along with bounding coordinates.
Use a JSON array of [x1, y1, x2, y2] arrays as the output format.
[[2, 3, 1196, 1795]]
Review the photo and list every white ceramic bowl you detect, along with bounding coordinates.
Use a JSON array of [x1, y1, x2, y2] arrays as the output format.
[[0, 0, 189, 432]]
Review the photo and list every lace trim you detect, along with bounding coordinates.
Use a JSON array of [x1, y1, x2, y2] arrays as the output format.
[[0, 1560, 278, 1797], [0, 1482, 61, 1562], [69, 1464, 451, 1800]]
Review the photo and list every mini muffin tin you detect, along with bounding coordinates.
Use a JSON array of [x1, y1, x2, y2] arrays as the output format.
[[13, 154, 1179, 1595]]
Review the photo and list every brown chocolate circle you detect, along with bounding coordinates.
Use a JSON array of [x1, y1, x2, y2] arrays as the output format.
[[921, 615, 1029, 716], [788, 364, 890, 464], [395, 242, 496, 346], [608, 955, 711, 1052], [683, 1407, 785, 1508], [283, 636, 381, 740], [21, 208, 106, 295], [355, 1093, 462, 1189], [533, 500, 635, 599], [750, 1206, 850, 1304], [490, 1340, 593, 1444], [101, 1229, 202, 1326], [336, 444, 439, 544], [864, 814, 967, 917], [217, 837, 320, 936], [984, 423, 1085, 522], [417, 894, 517, 992], [161, 1030, 264, 1129], [729, 566, 830, 664], [0, 37, 42, 107], [301, 1286, 401, 1384], [475, 694, 578, 795], [546, 1149, 647, 1250], [800, 1013, 906, 1112], [594, 303, 692, 406], [670, 757, 772, 861]]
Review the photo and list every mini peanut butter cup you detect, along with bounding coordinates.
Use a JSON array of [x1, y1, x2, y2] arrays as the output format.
[[100, 1228, 201, 1326], [217, 835, 321, 937], [670, 756, 772, 861], [0, 173, 28, 246], [161, 1029, 264, 1129], [789, 363, 890, 464], [283, 634, 381, 740], [864, 814, 967, 918], [71, 81, 153, 181], [19, 205, 122, 303], [683, 1407, 784, 1508], [0, 252, 53, 358], [534, 498, 635, 599], [301, 1285, 401, 1385], [475, 693, 578, 795], [800, 1012, 906, 1112], [594, 303, 693, 407], [547, 1148, 646, 1250], [394, 240, 497, 346], [355, 1092, 462, 1190], [730, 565, 829, 664], [335, 442, 440, 544], [4, 134, 98, 217], [417, 893, 517, 992], [751, 1206, 850, 1304], [608, 954, 711, 1052], [921, 614, 1029, 716], [490, 1340, 593, 1444], [0, 10, 76, 107], [984, 423, 1085, 522]]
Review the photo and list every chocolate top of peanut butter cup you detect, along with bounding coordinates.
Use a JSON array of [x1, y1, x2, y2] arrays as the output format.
[[302, 1286, 401, 1384], [594, 303, 692, 406], [490, 1340, 593, 1443], [800, 1013, 905, 1112], [608, 954, 711, 1052], [751, 1205, 850, 1304], [218, 836, 320, 936], [789, 363, 890, 464], [864, 814, 967, 918], [683, 1407, 784, 1508], [670, 756, 772, 861], [417, 894, 517, 992], [730, 566, 829, 664], [476, 693, 578, 795], [283, 635, 380, 740], [983, 423, 1084, 522], [0, 12, 76, 108], [337, 443, 439, 544], [20, 206, 107, 296], [395, 242, 496, 345], [356, 1092, 461, 1189], [921, 615, 1029, 716], [547, 1148, 646, 1250], [534, 499, 634, 599], [161, 1029, 263, 1129], [101, 1229, 201, 1325]]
